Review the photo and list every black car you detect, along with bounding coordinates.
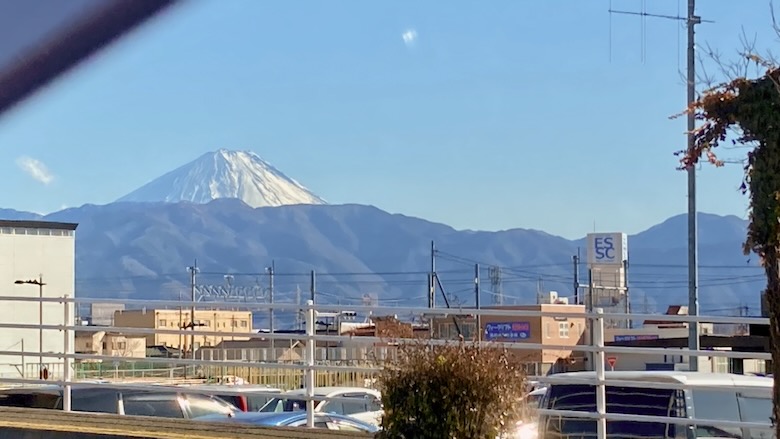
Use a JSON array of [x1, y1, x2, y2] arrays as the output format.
[[0, 385, 237, 419]]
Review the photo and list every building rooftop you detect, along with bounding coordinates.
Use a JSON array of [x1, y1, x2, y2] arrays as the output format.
[[0, 219, 78, 231]]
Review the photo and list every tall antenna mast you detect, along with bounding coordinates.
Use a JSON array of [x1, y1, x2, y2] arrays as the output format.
[[488, 266, 503, 305], [609, 0, 711, 372]]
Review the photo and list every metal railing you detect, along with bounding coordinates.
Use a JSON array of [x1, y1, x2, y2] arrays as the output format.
[[0, 294, 772, 436]]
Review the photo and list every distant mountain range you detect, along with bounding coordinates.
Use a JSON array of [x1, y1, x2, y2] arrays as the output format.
[[2, 150, 764, 325]]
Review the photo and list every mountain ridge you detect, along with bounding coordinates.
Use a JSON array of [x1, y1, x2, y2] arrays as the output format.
[[22, 201, 759, 319]]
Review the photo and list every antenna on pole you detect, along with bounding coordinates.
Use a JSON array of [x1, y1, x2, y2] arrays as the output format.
[[489, 266, 503, 305], [609, 0, 710, 372], [608, 0, 713, 62]]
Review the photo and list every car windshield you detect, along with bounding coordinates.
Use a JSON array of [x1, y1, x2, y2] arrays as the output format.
[[259, 397, 321, 413], [543, 384, 687, 438]]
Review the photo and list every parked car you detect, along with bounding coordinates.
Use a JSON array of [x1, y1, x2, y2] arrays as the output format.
[[0, 385, 238, 419], [538, 371, 772, 439], [195, 411, 380, 433], [258, 386, 383, 426], [182, 384, 282, 412]]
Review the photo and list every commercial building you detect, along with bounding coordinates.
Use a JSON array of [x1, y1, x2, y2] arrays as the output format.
[[430, 301, 587, 375], [114, 308, 253, 352], [0, 220, 77, 379], [603, 305, 767, 373]]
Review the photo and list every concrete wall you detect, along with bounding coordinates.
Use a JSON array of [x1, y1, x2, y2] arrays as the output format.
[[0, 223, 76, 379], [0, 407, 372, 439]]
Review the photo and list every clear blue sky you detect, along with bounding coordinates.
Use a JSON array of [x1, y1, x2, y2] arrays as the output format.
[[0, 0, 772, 239]]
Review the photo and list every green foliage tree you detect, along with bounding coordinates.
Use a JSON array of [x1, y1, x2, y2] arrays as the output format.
[[376, 340, 527, 439], [680, 62, 780, 434]]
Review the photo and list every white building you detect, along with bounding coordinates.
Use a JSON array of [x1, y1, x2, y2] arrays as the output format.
[[0, 220, 77, 379]]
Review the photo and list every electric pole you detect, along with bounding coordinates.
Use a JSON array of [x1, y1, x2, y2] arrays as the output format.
[[187, 260, 199, 362], [475, 264, 481, 341], [430, 241, 436, 309], [608, 0, 708, 374], [310, 270, 316, 304], [573, 253, 580, 305], [685, 0, 701, 373], [268, 261, 275, 357]]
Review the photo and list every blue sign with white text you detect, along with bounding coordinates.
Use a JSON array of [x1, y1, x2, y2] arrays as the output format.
[[485, 322, 531, 341]]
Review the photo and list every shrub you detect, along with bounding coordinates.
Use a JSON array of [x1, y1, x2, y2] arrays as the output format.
[[376, 340, 527, 439]]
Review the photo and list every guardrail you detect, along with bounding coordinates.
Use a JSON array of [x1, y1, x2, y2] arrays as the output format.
[[0, 294, 772, 437]]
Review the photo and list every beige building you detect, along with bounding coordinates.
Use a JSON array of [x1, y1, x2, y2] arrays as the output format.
[[431, 303, 587, 375], [113, 308, 253, 352], [0, 220, 77, 379], [75, 330, 146, 359]]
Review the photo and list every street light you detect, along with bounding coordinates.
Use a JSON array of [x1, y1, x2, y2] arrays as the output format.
[[14, 275, 46, 379]]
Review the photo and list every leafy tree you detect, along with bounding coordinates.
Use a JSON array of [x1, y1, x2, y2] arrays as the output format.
[[680, 60, 780, 433]]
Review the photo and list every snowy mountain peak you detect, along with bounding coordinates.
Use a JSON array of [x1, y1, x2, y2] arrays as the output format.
[[117, 150, 326, 208]]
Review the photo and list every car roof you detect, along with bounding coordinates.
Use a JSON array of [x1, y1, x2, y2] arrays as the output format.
[[280, 387, 380, 398], [184, 384, 282, 393], [545, 371, 773, 388]]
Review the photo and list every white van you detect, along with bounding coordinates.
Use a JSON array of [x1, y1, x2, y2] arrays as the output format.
[[538, 371, 772, 439]]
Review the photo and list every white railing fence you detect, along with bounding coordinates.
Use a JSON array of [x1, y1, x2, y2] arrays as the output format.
[[0, 294, 772, 436]]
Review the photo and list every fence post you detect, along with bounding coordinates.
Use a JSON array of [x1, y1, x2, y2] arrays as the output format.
[[594, 308, 606, 439], [62, 295, 72, 412], [305, 299, 316, 428]]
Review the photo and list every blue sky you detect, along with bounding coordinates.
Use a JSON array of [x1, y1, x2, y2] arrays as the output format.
[[0, 0, 772, 239]]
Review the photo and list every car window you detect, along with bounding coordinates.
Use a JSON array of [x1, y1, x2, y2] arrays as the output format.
[[214, 394, 242, 409], [691, 389, 742, 438], [543, 384, 686, 438], [72, 392, 118, 414], [259, 397, 313, 412], [738, 395, 772, 423], [123, 394, 184, 418], [184, 394, 234, 418], [320, 400, 344, 415], [341, 399, 368, 415], [0, 392, 60, 409], [245, 394, 274, 411], [366, 396, 382, 412]]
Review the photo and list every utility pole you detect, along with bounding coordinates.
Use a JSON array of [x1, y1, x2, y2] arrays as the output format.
[[587, 268, 595, 371], [295, 285, 302, 331], [268, 261, 275, 357], [38, 275, 43, 378], [187, 260, 199, 362], [310, 270, 316, 304], [608, 0, 707, 373], [430, 241, 436, 309], [474, 264, 481, 341], [685, 0, 701, 373], [623, 259, 631, 329], [573, 253, 580, 305]]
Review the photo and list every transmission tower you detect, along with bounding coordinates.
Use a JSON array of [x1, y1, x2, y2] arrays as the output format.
[[488, 266, 503, 305]]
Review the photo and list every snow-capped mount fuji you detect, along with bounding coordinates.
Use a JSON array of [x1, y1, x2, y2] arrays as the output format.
[[117, 149, 326, 208]]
